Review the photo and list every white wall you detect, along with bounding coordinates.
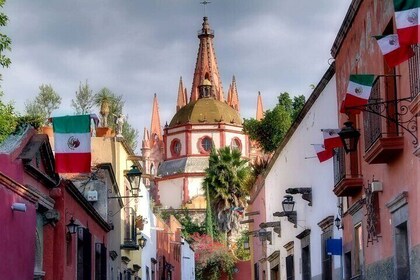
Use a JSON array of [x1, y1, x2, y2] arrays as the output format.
[[138, 180, 158, 280], [264, 74, 342, 280], [158, 178, 184, 208], [181, 238, 195, 280]]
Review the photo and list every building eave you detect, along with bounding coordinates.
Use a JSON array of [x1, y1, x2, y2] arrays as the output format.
[[65, 180, 112, 232], [330, 0, 363, 58]]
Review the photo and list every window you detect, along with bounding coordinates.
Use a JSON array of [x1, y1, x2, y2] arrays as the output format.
[[199, 136, 213, 153], [354, 224, 363, 276], [254, 262, 259, 280], [395, 222, 409, 280], [286, 255, 294, 280], [170, 139, 182, 157], [321, 231, 332, 280], [230, 138, 241, 151], [284, 242, 295, 280], [95, 243, 107, 280], [77, 227, 92, 280]]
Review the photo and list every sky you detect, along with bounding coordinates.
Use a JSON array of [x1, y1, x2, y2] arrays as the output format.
[[1, 0, 351, 153]]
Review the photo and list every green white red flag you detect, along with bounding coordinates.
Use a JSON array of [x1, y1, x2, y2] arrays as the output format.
[[393, 0, 419, 44], [340, 74, 376, 114], [374, 34, 415, 67], [322, 129, 343, 150], [53, 115, 91, 173], [313, 144, 334, 163]]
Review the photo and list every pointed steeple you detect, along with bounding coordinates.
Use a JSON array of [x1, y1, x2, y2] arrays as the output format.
[[142, 127, 150, 149], [150, 93, 162, 142], [256, 91, 264, 121], [176, 77, 187, 112], [227, 75, 240, 111], [190, 17, 224, 102]]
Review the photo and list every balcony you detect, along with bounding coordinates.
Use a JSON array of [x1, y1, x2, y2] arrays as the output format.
[[362, 75, 404, 164], [333, 148, 363, 197]]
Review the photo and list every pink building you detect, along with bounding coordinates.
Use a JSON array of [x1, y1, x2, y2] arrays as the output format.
[[332, 0, 419, 279]]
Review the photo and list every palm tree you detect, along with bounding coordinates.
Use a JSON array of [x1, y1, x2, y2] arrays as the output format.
[[203, 146, 250, 243]]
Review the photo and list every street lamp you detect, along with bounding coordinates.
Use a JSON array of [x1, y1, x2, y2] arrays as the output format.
[[66, 217, 79, 242], [335, 216, 343, 230], [273, 195, 297, 228], [282, 195, 295, 213], [138, 235, 147, 249], [126, 165, 142, 196], [338, 121, 360, 153]]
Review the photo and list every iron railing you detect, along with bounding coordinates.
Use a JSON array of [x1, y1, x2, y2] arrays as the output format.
[[333, 147, 346, 186], [409, 44, 419, 99], [363, 77, 382, 151]]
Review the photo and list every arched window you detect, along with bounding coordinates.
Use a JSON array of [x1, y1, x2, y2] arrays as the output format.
[[230, 138, 242, 151]]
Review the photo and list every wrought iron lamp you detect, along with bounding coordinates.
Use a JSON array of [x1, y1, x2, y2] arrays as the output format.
[[335, 216, 343, 230], [138, 235, 147, 249], [338, 121, 360, 153], [126, 165, 142, 196], [273, 195, 297, 228], [66, 217, 79, 242], [108, 165, 143, 199]]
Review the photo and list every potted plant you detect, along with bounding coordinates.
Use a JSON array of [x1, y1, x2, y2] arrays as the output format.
[[94, 88, 114, 136]]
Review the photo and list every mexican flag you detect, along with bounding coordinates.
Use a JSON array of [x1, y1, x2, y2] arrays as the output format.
[[393, 0, 420, 44], [375, 34, 414, 67], [322, 129, 343, 150], [313, 144, 334, 163], [53, 115, 91, 173], [341, 74, 376, 114]]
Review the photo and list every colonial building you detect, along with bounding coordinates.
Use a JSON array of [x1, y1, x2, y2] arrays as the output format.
[[248, 64, 343, 280], [142, 16, 263, 210], [331, 0, 419, 279]]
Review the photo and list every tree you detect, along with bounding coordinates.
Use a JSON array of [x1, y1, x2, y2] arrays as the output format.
[[0, 92, 17, 143], [0, 0, 11, 70], [203, 146, 250, 242], [233, 230, 251, 261], [71, 80, 94, 115], [25, 84, 61, 123], [122, 120, 139, 151], [243, 92, 306, 153]]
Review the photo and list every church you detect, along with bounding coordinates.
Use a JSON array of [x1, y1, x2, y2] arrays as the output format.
[[141, 16, 263, 210]]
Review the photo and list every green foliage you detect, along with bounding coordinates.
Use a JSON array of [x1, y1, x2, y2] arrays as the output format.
[[122, 120, 139, 151], [0, 92, 17, 143], [233, 231, 251, 261], [0, 0, 11, 69], [292, 95, 306, 121], [25, 84, 61, 123], [203, 146, 250, 235], [16, 114, 44, 130], [72, 80, 95, 115], [243, 92, 306, 153], [158, 208, 205, 241]]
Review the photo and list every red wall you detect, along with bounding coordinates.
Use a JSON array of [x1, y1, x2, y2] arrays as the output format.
[[0, 185, 37, 279]]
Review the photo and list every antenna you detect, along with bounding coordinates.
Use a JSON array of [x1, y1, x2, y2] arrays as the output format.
[[200, 1, 211, 16]]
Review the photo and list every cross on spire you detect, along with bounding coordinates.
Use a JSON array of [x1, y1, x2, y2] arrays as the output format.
[[200, 1, 211, 16]]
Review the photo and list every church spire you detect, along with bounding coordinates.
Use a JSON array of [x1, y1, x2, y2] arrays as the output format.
[[176, 76, 187, 112], [227, 75, 240, 111], [150, 93, 162, 142], [256, 91, 264, 121], [190, 17, 224, 102]]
